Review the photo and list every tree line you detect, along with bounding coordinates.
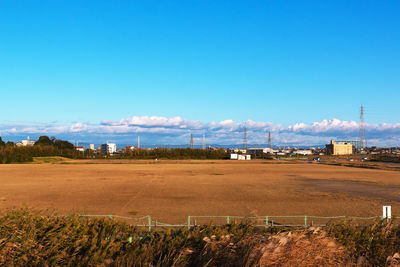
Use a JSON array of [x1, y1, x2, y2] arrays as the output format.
[[0, 136, 230, 163], [116, 147, 228, 160], [0, 136, 76, 163]]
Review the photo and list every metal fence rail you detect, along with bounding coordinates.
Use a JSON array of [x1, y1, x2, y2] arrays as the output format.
[[78, 214, 389, 231]]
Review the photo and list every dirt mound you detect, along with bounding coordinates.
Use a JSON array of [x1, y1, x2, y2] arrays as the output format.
[[387, 253, 400, 266], [198, 227, 354, 266], [253, 228, 354, 266]]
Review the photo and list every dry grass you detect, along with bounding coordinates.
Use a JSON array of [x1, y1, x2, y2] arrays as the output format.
[[0, 160, 399, 223]]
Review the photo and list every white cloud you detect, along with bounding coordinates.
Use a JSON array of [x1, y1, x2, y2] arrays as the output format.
[[1, 116, 400, 146]]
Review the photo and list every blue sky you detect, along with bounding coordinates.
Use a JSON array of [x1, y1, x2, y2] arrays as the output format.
[[1, 1, 399, 145]]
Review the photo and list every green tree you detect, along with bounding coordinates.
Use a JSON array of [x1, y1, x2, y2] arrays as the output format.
[[54, 139, 74, 150], [34, 136, 54, 146], [6, 141, 15, 147], [0, 137, 5, 147]]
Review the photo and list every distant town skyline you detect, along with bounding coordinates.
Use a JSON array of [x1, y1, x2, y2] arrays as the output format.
[[1, 1, 399, 145]]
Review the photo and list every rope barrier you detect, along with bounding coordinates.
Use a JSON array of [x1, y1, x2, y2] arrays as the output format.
[[77, 214, 390, 230]]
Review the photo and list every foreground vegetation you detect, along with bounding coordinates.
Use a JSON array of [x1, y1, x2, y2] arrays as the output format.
[[0, 209, 399, 266], [0, 209, 266, 266]]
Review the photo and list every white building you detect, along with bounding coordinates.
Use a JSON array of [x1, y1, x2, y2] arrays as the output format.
[[231, 153, 251, 160], [75, 146, 84, 152], [21, 137, 35, 146], [293, 150, 313, 155], [89, 144, 95, 150], [101, 143, 117, 154]]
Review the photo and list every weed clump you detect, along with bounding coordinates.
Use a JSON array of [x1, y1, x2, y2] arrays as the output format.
[[326, 218, 400, 266]]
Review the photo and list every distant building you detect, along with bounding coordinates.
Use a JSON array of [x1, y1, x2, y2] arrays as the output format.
[[21, 137, 35, 146], [247, 147, 275, 154], [229, 148, 247, 154], [326, 140, 353, 155], [101, 143, 117, 154], [293, 150, 313, 155], [89, 144, 95, 150], [125, 146, 135, 151], [75, 146, 84, 152], [230, 153, 251, 160]]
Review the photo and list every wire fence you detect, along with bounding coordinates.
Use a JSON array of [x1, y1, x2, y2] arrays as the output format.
[[78, 214, 391, 231]]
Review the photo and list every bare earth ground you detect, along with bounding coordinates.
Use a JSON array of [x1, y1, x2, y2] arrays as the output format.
[[0, 160, 399, 223]]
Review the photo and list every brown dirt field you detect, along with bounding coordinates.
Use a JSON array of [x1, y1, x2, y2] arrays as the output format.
[[0, 160, 399, 223]]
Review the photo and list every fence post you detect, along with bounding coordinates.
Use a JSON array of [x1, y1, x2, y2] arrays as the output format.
[[304, 215, 307, 227], [148, 216, 151, 232], [265, 216, 268, 228], [188, 216, 191, 230], [227, 216, 230, 224]]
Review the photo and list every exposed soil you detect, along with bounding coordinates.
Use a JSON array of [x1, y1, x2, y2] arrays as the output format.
[[300, 178, 400, 203], [0, 160, 399, 223]]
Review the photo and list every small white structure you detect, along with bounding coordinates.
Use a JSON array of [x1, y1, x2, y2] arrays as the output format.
[[75, 146, 84, 152], [21, 136, 35, 146], [101, 143, 117, 154], [293, 150, 313, 155], [383, 206, 392, 220], [231, 153, 251, 160], [89, 144, 95, 150]]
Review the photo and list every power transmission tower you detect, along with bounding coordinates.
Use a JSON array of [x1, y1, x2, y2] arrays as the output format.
[[359, 105, 367, 149], [202, 134, 205, 150], [243, 126, 248, 150], [190, 134, 194, 149], [268, 131, 272, 149]]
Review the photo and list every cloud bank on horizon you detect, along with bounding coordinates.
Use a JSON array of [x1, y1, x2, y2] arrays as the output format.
[[1, 116, 400, 146]]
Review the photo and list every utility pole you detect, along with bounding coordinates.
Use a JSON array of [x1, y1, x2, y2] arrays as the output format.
[[138, 136, 140, 149], [202, 134, 205, 150], [190, 134, 194, 149]]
